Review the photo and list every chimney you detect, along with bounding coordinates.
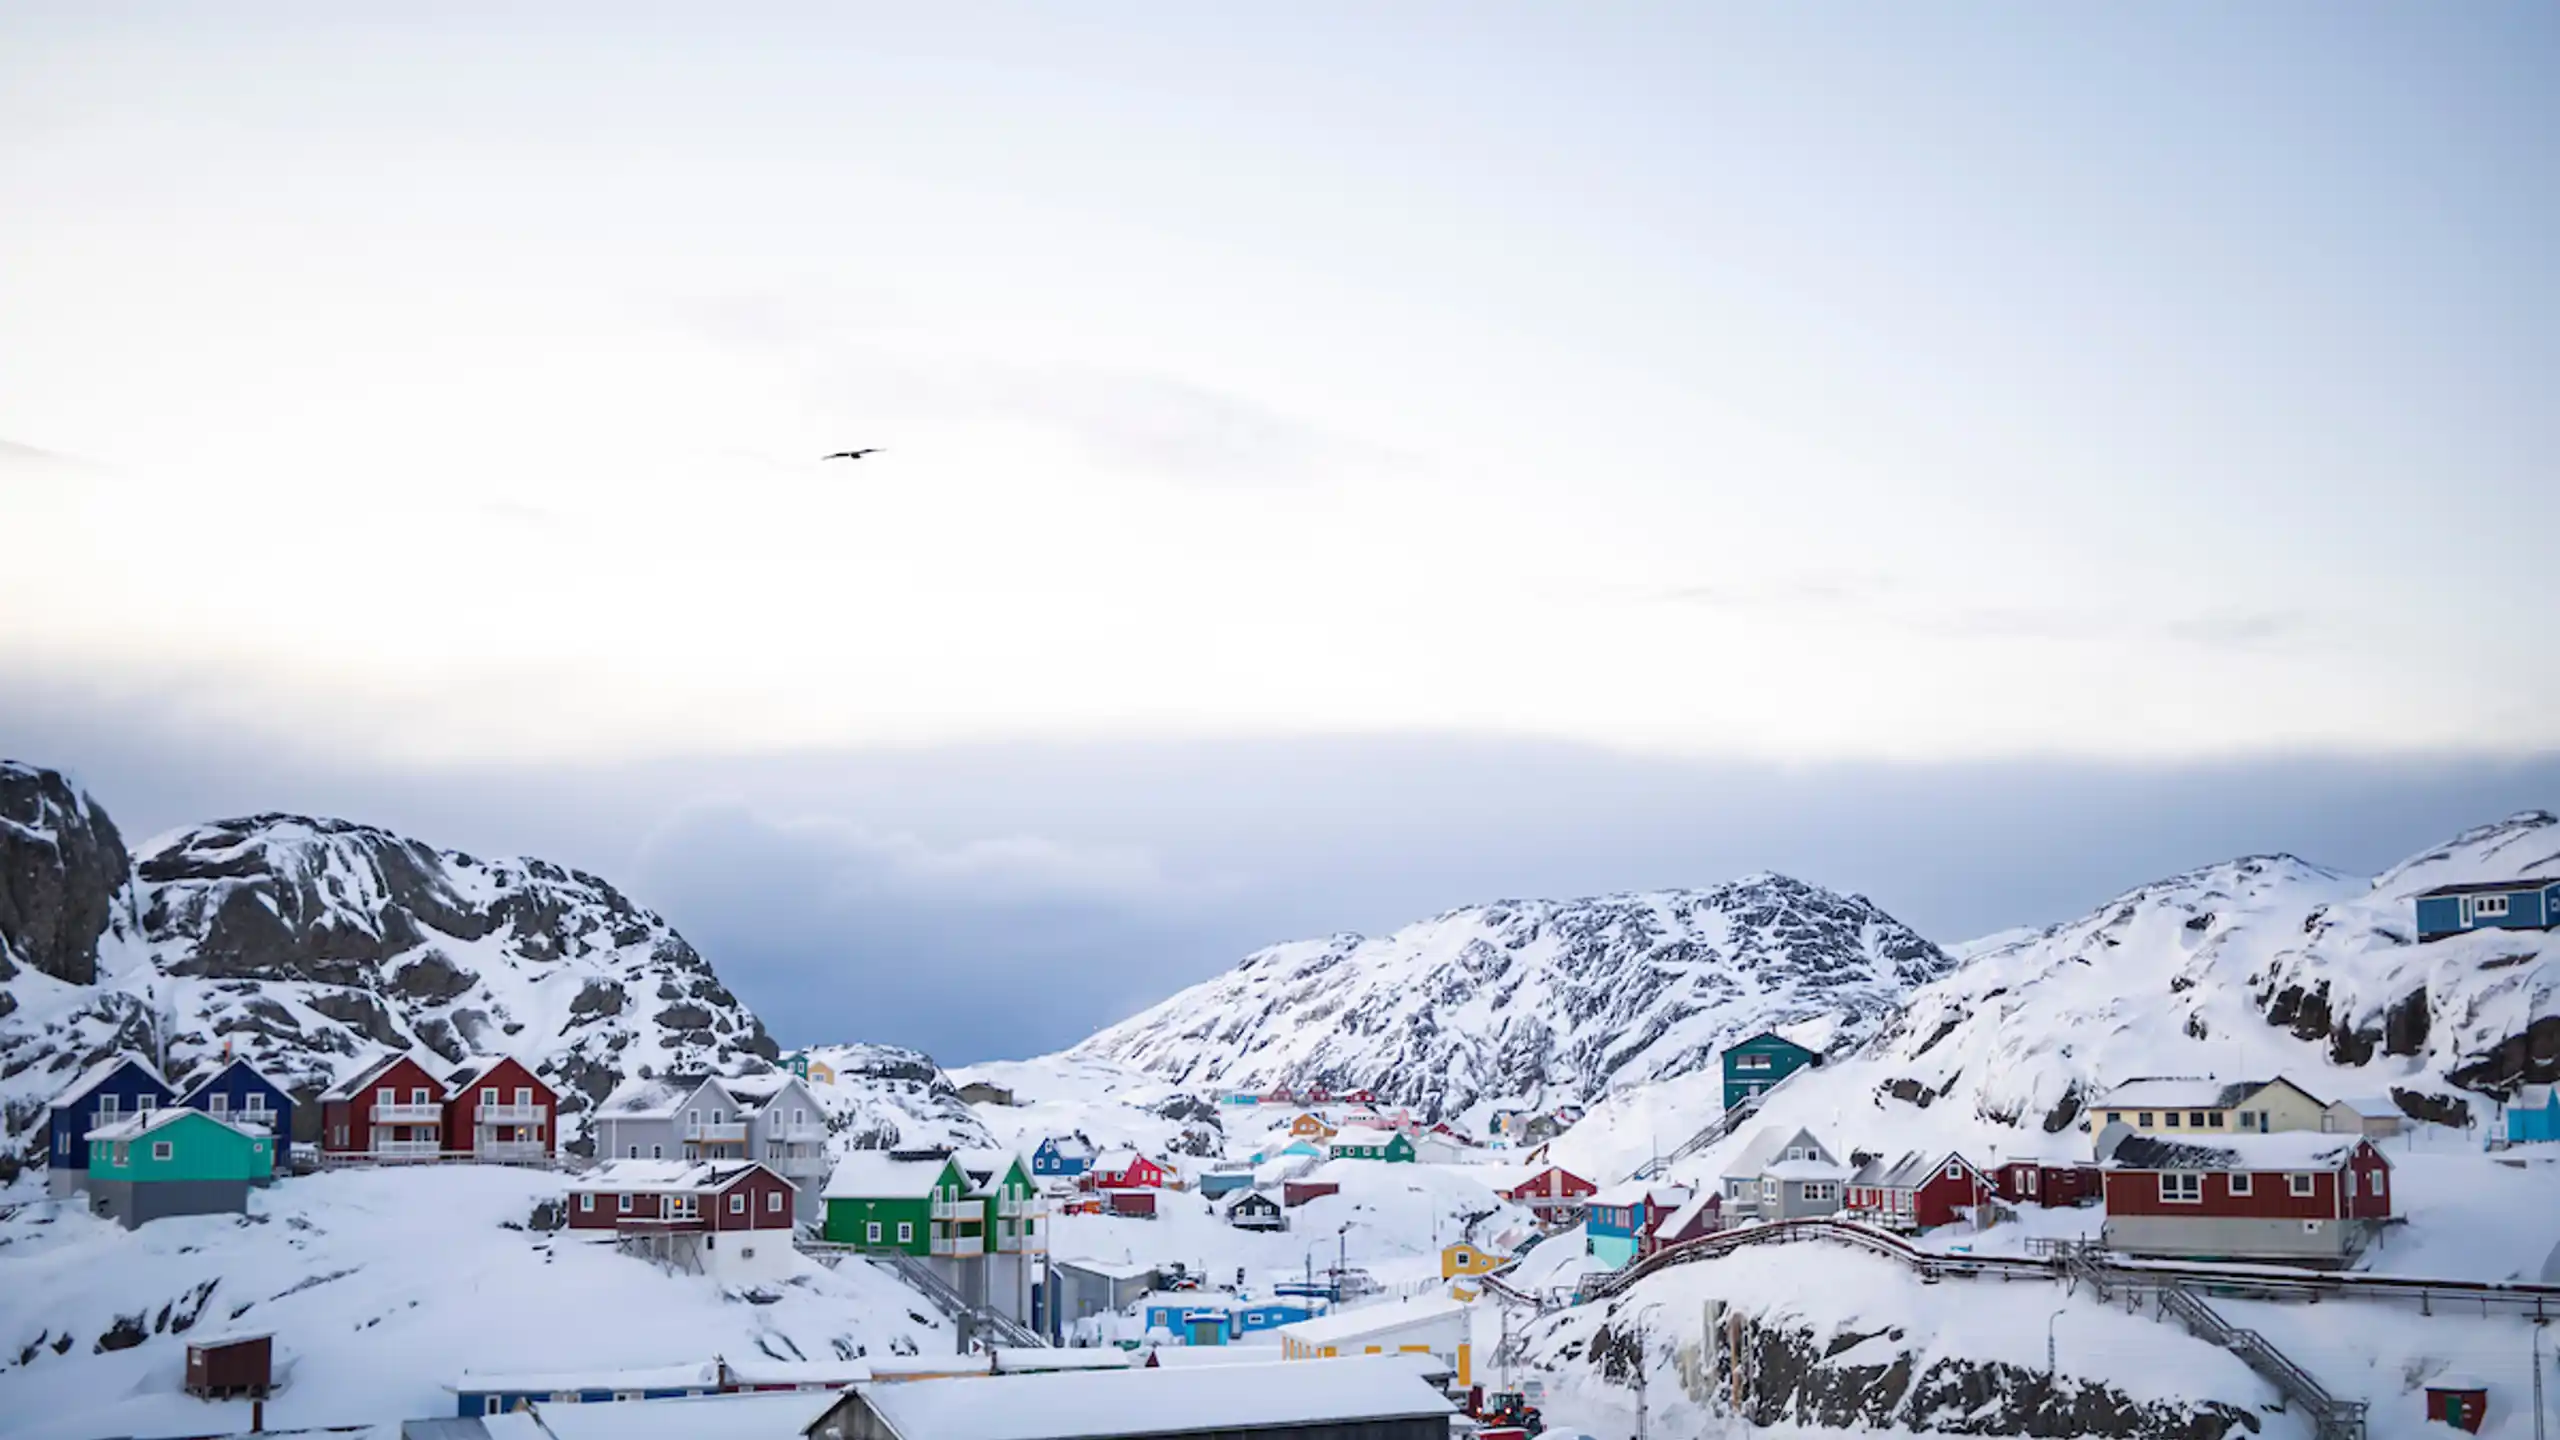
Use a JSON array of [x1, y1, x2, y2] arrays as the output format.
[[251, 1398, 263, 1431]]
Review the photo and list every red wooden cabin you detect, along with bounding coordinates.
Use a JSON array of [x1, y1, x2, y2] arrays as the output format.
[[1282, 1179, 1341, 1208], [567, 1160, 796, 1233], [1993, 1158, 2101, 1208], [1501, 1165, 1597, 1228], [443, 1057, 557, 1164], [1641, 1192, 1722, 1257], [320, 1052, 450, 1161], [2099, 1134, 2393, 1266], [1088, 1150, 1167, 1190], [1103, 1189, 1159, 1219]]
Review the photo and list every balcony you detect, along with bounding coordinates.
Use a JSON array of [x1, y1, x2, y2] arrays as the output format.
[[930, 1233, 984, 1257], [997, 1194, 1043, 1219], [768, 1123, 829, 1143], [476, 1141, 550, 1163], [375, 1104, 443, 1124], [684, 1120, 749, 1143], [370, 1139, 443, 1160], [772, 1152, 831, 1179], [930, 1197, 973, 1221], [479, 1103, 544, 1124]]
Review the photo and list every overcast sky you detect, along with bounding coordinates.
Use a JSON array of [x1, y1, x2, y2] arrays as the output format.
[[4, 5, 2555, 1062]]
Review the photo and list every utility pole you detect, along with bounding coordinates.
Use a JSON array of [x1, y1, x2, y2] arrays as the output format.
[[2047, 1308, 2065, 1379], [2535, 1319, 2548, 1440]]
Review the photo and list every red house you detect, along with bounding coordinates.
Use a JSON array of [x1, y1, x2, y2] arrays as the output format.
[[320, 1052, 450, 1162], [1087, 1149, 1167, 1190], [1343, 1089, 1378, 1106], [566, 1159, 796, 1234], [2100, 1133, 2392, 1267], [1845, 1151, 1998, 1232], [1103, 1189, 1159, 1219], [1501, 1165, 1598, 1229], [1641, 1192, 1723, 1257], [442, 1057, 557, 1165], [1282, 1179, 1341, 1208], [1993, 1158, 2101, 1209]]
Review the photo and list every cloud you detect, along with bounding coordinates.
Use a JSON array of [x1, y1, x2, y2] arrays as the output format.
[[641, 805, 1183, 911]]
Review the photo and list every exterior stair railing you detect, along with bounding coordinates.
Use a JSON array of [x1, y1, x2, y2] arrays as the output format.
[[2155, 1285, 2366, 1440]]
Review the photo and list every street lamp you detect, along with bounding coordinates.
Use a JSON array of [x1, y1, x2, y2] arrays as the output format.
[[1629, 1300, 1666, 1440], [2047, 1307, 2067, 1380]]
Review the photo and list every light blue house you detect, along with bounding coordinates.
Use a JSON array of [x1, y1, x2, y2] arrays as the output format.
[[1251, 1138, 1326, 1165], [1197, 1168, 1255, 1199], [2508, 1086, 2560, 1145], [2416, 880, 2560, 941], [1141, 1293, 1324, 1346], [1585, 1180, 1676, 1270]]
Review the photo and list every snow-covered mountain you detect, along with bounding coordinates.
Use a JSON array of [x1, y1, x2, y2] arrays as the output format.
[[1860, 810, 2560, 1137], [0, 761, 797, 1167], [1073, 875, 1955, 1124], [798, 1042, 995, 1151]]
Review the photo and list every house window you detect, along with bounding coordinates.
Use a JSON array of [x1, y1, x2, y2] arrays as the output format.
[[689, 1110, 700, 1127], [729, 1194, 746, 1215], [2229, 1173, 2252, 1195], [1804, 1183, 1837, 1202], [2138, 1112, 2155, 1127], [768, 1192, 784, 1213], [866, 1221, 883, 1243], [2368, 1170, 2386, 1197], [2288, 1173, 2316, 1197], [136, 1096, 156, 1115], [208, 1094, 229, 1115], [2022, 1171, 2038, 1194], [516, 1087, 533, 1106], [2240, 1111, 2259, 1131], [651, 1144, 663, 1159], [152, 1141, 173, 1161], [411, 1088, 430, 1105], [1946, 1162, 1963, 1181], [113, 1142, 131, 1167], [2476, 895, 2511, 919], [2207, 1112, 2225, 1128], [244, 1094, 267, 1114], [713, 1109, 726, 1124], [2164, 1112, 2182, 1128], [483, 1088, 498, 1106], [794, 1108, 806, 1126], [2160, 1173, 2202, 1203], [618, 1194, 633, 1213], [897, 1221, 914, 1243], [580, 1194, 594, 1212], [2105, 1111, 2121, 1124], [2188, 1112, 2207, 1128], [628, 1145, 639, 1159], [1787, 1147, 1806, 1161], [376, 1087, 393, 1107]]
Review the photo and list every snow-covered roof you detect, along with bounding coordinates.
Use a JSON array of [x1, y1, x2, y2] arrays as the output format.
[[824, 1151, 953, 1200], [1091, 1147, 1143, 1171], [87, 1107, 269, 1143], [2518, 1084, 2557, 1110], [851, 1355, 1452, 1440], [2094, 1077, 2263, 1110], [567, 1159, 771, 1194], [1270, 1295, 1471, 1347], [1655, 1191, 1720, 1236], [2335, 1096, 2402, 1118], [1040, 1134, 1096, 1156], [1723, 1125, 1825, 1180], [990, 1348, 1134, 1373], [49, 1055, 168, 1109], [321, 1049, 449, 1102], [718, 1357, 873, 1386], [1330, 1126, 1399, 1147], [1055, 1256, 1159, 1281], [1587, 1179, 1684, 1209], [2105, 1131, 2372, 1171], [527, 1389, 841, 1440], [595, 1073, 714, 1118], [1763, 1158, 1850, 1181], [2419, 877, 2558, 897], [1226, 1189, 1282, 1211], [955, 1148, 1025, 1188], [452, 1361, 723, 1393], [180, 1056, 285, 1100]]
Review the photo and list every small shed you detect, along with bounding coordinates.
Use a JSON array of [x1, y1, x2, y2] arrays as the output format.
[[1227, 1190, 1286, 1232], [1283, 1179, 1341, 1208], [2424, 1375, 2488, 1433], [1102, 1188, 1157, 1219], [185, 1332, 274, 1399]]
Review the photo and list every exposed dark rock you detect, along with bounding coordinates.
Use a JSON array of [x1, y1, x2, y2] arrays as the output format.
[[391, 952, 478, 1004], [2393, 1087, 2471, 1128], [2382, 989, 2431, 1058], [2450, 1014, 2560, 1096], [93, 1315, 148, 1353], [2041, 1085, 2085, 1134], [1881, 1077, 1937, 1109], [570, 981, 626, 1019], [654, 1004, 715, 1034], [0, 763, 133, 987], [305, 990, 410, 1050]]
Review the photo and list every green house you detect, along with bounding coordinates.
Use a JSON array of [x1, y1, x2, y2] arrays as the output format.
[[1723, 1031, 1823, 1111], [822, 1151, 976, 1256], [84, 1108, 274, 1230], [958, 1149, 1043, 1257], [1327, 1127, 1414, 1163]]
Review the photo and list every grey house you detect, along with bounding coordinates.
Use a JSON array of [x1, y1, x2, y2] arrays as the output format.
[[1757, 1158, 1850, 1220], [1719, 1126, 1838, 1220], [593, 1071, 831, 1220], [1048, 1258, 1158, 1340]]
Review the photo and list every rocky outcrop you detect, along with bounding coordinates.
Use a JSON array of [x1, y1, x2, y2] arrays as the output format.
[[0, 763, 134, 987]]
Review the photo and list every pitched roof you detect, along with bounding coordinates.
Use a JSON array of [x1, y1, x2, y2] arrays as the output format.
[[2516, 1084, 2557, 1110], [1091, 1147, 1146, 1172], [321, 1049, 448, 1101], [180, 1056, 286, 1102], [1226, 1189, 1281, 1212], [1587, 1179, 1683, 1208], [716, 1072, 800, 1102], [1655, 1191, 1721, 1237], [1039, 1135, 1096, 1157], [451, 1361, 724, 1394], [2104, 1131, 2371, 1171], [1724, 1126, 1828, 1179], [50, 1055, 170, 1109], [823, 1151, 954, 1200], [2419, 877, 2560, 898], [1848, 1151, 1940, 1190], [595, 1073, 714, 1118], [851, 1355, 1452, 1440], [521, 1390, 837, 1440], [1330, 1126, 1399, 1147], [1270, 1295, 1470, 1347], [1763, 1158, 1850, 1181], [2335, 1096, 2403, 1119], [567, 1159, 774, 1194], [88, 1107, 269, 1144]]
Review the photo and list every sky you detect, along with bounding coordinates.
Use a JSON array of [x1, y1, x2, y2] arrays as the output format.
[[3, 5, 2556, 1061]]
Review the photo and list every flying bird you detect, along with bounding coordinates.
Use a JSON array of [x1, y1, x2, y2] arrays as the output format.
[[822, 448, 880, 461]]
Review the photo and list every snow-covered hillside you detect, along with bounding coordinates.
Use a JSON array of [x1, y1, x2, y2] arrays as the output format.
[[798, 1043, 995, 1151], [0, 1168, 951, 1440], [1, 761, 784, 1165], [1074, 875, 1953, 1127]]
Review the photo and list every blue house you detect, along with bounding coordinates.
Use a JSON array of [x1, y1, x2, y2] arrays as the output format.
[[1197, 1168, 1255, 1199], [47, 1056, 176, 1199], [1723, 1032, 1822, 1112], [1585, 1180, 1676, 1270], [2416, 880, 2560, 942], [1032, 1135, 1095, 1179], [1143, 1294, 1250, 1347], [2508, 1086, 2560, 1145], [181, 1057, 293, 1176], [1238, 1297, 1325, 1336]]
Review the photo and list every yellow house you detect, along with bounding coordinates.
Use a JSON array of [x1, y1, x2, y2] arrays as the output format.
[[1440, 1242, 1508, 1280], [2091, 1076, 2329, 1142], [1276, 1296, 1473, 1386], [807, 1059, 836, 1087]]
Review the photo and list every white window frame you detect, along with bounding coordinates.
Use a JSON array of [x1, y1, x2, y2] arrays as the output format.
[[2478, 894, 2511, 918], [2288, 1173, 2316, 1197], [728, 1193, 746, 1215], [897, 1221, 914, 1244], [1945, 1162, 1964, 1181], [137, 1096, 156, 1115], [618, 1193, 633, 1213], [482, 1087, 498, 1106], [516, 1087, 534, 1106], [2228, 1172, 2252, 1195], [2138, 1112, 2155, 1127], [151, 1139, 173, 1161], [208, 1094, 229, 1115], [410, 1087, 430, 1105], [651, 1144, 663, 1159], [244, 1093, 267, 1115], [374, 1087, 392, 1107], [2368, 1170, 2386, 1196], [767, 1191, 784, 1213], [866, 1221, 883, 1243], [2160, 1173, 2202, 1204]]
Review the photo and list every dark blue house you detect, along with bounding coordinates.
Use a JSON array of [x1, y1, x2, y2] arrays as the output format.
[[1031, 1135, 1094, 1179], [181, 1057, 294, 1175], [2415, 879, 2560, 941], [47, 1055, 175, 1198], [1722, 1032, 1822, 1112]]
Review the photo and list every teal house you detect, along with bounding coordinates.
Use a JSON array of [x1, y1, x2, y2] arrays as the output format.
[[2416, 880, 2560, 941], [85, 1108, 274, 1229], [2508, 1086, 2560, 1145], [1723, 1032, 1821, 1112]]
